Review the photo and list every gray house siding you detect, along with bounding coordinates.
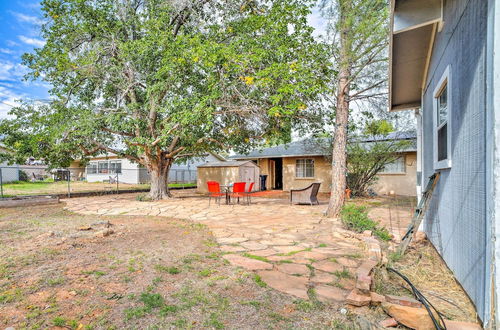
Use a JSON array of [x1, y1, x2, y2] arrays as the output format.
[[421, 0, 490, 322]]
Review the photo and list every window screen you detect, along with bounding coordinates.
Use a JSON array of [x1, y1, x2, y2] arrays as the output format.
[[296, 159, 314, 178], [436, 85, 448, 162], [86, 163, 97, 174], [98, 161, 109, 174], [380, 157, 405, 174], [109, 161, 122, 174]]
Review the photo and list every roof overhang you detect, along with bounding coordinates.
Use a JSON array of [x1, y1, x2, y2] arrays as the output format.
[[389, 0, 443, 111]]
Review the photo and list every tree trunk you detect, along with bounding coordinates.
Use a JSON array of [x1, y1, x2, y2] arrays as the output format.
[[149, 159, 172, 200], [326, 1, 351, 218]]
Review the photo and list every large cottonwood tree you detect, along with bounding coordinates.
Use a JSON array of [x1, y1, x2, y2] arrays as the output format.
[[1, 0, 328, 199]]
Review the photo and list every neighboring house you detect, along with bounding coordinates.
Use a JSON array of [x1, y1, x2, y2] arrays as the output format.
[[230, 132, 417, 196], [0, 145, 20, 183], [389, 0, 498, 326], [75, 153, 224, 184]]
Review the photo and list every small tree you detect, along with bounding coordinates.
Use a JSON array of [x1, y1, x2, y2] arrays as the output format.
[[0, 0, 329, 199], [320, 0, 389, 217]]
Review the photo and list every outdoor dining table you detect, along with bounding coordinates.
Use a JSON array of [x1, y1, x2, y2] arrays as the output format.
[[219, 184, 233, 205]]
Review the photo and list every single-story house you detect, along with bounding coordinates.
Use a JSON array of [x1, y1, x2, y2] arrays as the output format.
[[230, 132, 417, 196], [0, 144, 20, 183], [72, 152, 225, 184], [389, 0, 498, 325]]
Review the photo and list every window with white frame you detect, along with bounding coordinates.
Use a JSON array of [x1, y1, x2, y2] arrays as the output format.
[[380, 157, 405, 174], [296, 159, 314, 178], [87, 160, 122, 174], [433, 66, 452, 169], [87, 162, 97, 174]]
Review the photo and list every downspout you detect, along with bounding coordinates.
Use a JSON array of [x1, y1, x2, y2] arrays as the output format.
[[415, 108, 423, 203], [487, 0, 499, 327]]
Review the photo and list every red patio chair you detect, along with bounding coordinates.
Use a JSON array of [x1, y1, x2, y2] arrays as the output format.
[[245, 182, 255, 205], [230, 182, 247, 205], [207, 181, 225, 206]]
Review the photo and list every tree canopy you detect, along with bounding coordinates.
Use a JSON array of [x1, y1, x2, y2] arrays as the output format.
[[0, 0, 329, 198]]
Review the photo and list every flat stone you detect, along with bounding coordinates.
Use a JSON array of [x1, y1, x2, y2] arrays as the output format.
[[292, 250, 329, 260], [379, 318, 398, 328], [346, 290, 371, 307], [310, 271, 336, 284], [260, 239, 295, 246], [248, 248, 277, 257], [240, 241, 268, 251], [222, 254, 273, 271], [384, 294, 422, 308], [315, 285, 348, 303], [382, 303, 434, 330], [217, 237, 248, 244], [257, 270, 309, 299], [276, 263, 310, 276], [356, 260, 378, 277], [272, 246, 304, 254], [337, 257, 359, 268], [356, 275, 372, 293], [312, 260, 344, 273], [338, 278, 356, 290], [370, 292, 386, 305], [220, 245, 246, 252], [267, 255, 293, 262], [443, 320, 482, 330]]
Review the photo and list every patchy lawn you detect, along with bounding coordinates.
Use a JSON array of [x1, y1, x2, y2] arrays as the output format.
[[1, 181, 196, 197], [0, 204, 355, 329]]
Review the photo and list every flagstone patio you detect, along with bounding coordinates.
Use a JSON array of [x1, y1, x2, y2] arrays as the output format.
[[63, 191, 399, 305]]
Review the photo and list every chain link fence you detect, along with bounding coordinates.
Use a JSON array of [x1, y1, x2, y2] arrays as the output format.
[[0, 165, 197, 199]]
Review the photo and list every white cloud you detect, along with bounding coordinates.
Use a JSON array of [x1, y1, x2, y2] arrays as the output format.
[[0, 60, 28, 81], [11, 11, 43, 25], [308, 7, 327, 38], [19, 35, 45, 47], [0, 86, 25, 119], [0, 48, 15, 55], [6, 40, 20, 47]]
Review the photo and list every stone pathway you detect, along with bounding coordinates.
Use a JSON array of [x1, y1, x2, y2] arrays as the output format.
[[63, 192, 388, 305]]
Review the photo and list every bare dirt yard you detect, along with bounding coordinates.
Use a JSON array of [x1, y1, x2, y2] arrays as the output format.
[[0, 204, 355, 329]]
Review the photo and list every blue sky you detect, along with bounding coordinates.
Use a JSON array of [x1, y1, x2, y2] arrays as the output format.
[[0, 1, 325, 120], [0, 1, 49, 118]]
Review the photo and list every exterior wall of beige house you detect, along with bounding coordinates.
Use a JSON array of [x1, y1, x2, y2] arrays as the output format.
[[231, 133, 417, 197], [255, 153, 416, 196]]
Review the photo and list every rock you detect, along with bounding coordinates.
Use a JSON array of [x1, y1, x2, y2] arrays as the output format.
[[384, 294, 422, 308], [292, 250, 329, 260], [356, 275, 372, 293], [5, 327, 16, 330], [222, 254, 273, 271], [379, 318, 398, 327], [247, 248, 276, 257], [276, 263, 310, 276], [443, 320, 482, 330], [240, 241, 268, 251], [312, 260, 344, 273], [337, 257, 359, 268], [257, 270, 309, 299], [346, 290, 371, 307], [415, 231, 427, 243], [315, 285, 348, 303], [362, 230, 373, 237], [220, 245, 246, 253], [370, 292, 386, 305], [310, 271, 336, 284], [217, 237, 248, 244], [382, 303, 434, 330], [37, 231, 55, 239], [356, 260, 378, 277], [78, 226, 92, 231], [95, 229, 114, 237]]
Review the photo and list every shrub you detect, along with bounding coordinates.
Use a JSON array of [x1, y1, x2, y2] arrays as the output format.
[[340, 204, 391, 241], [136, 193, 152, 202], [19, 170, 29, 182]]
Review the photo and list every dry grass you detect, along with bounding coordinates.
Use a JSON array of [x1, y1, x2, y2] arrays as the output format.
[[373, 240, 478, 323], [0, 204, 358, 329]]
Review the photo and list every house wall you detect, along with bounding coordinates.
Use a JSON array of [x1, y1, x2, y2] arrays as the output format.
[[374, 152, 417, 196], [85, 157, 140, 184], [421, 0, 490, 322], [197, 167, 240, 193], [282, 156, 332, 193]]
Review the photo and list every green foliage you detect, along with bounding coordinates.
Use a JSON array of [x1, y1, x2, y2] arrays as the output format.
[[136, 193, 152, 202], [340, 204, 391, 241], [18, 170, 29, 182], [253, 274, 267, 288], [140, 292, 165, 309], [0, 0, 329, 199], [154, 264, 180, 274], [52, 316, 66, 327]]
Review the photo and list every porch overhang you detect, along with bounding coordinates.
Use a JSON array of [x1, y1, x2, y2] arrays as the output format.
[[389, 0, 442, 112]]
